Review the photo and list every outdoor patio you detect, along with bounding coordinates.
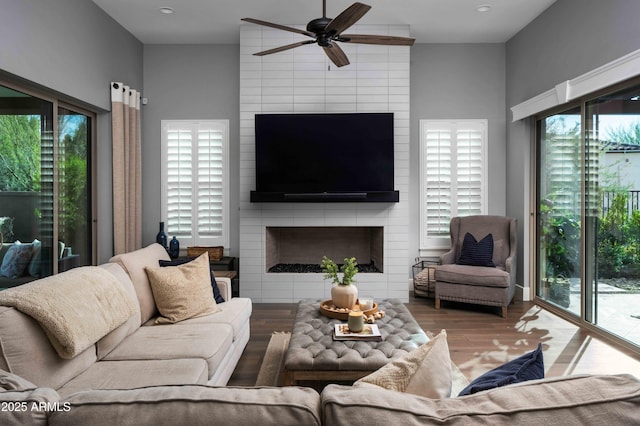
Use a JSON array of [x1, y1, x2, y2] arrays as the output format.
[[568, 280, 640, 345]]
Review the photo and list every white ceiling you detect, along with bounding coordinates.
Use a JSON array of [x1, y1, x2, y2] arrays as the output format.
[[91, 0, 557, 44]]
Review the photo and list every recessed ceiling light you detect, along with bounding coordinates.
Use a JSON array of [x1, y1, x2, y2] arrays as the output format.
[[159, 7, 174, 14], [476, 4, 492, 13]]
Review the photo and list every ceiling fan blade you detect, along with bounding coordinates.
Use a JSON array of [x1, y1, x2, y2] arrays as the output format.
[[322, 43, 350, 67], [241, 18, 315, 38], [253, 40, 316, 56], [340, 34, 416, 46], [324, 2, 371, 35]]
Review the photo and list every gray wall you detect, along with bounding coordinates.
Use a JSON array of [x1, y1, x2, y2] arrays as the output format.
[[0, 0, 143, 263], [410, 44, 507, 266], [505, 0, 640, 285], [142, 45, 240, 256]]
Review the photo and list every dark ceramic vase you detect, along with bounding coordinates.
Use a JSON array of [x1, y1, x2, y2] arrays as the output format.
[[156, 222, 168, 249], [169, 236, 180, 259]]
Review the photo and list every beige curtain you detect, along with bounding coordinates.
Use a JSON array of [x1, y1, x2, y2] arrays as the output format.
[[111, 82, 142, 255]]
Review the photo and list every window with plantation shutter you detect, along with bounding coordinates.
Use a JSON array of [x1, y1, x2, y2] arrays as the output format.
[[419, 120, 487, 251], [161, 120, 229, 249]]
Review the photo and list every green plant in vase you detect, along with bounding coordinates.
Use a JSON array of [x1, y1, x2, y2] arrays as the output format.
[[321, 256, 359, 308]]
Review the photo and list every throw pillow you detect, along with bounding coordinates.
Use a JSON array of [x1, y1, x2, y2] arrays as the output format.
[[458, 232, 495, 267], [145, 252, 220, 324], [28, 239, 42, 277], [354, 329, 453, 399], [159, 257, 225, 304], [458, 343, 544, 396], [0, 241, 34, 278]]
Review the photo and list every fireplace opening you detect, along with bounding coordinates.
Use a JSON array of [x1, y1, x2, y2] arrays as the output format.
[[265, 226, 383, 273]]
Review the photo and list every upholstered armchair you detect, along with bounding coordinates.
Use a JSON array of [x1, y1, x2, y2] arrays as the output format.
[[434, 215, 517, 318]]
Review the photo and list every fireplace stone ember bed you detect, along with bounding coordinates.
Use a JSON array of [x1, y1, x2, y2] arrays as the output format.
[[268, 262, 381, 274], [265, 226, 384, 273]]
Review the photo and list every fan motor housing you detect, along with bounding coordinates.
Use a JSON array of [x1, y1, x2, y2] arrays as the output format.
[[307, 17, 332, 34]]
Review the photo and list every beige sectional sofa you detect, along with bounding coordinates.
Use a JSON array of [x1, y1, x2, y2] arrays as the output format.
[[1, 370, 639, 425], [1, 242, 639, 425], [0, 243, 252, 398]]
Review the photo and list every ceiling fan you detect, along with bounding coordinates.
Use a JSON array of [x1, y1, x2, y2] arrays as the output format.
[[241, 0, 415, 68]]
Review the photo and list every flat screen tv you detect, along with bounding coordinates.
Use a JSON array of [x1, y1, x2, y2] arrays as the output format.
[[251, 112, 398, 202]]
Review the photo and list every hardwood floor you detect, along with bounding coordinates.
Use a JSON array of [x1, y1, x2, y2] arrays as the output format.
[[227, 294, 640, 386]]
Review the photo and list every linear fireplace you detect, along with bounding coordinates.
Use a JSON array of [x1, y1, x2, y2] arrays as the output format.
[[265, 226, 384, 273]]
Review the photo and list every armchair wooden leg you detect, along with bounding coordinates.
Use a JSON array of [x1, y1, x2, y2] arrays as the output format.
[[501, 306, 507, 318], [435, 298, 440, 310]]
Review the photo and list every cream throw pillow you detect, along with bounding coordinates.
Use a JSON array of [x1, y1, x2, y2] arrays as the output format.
[[145, 252, 220, 324], [354, 329, 452, 398]]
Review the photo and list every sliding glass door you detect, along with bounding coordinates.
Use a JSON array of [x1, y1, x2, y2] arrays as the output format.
[[58, 106, 92, 271], [585, 84, 640, 344], [536, 107, 582, 316], [0, 83, 94, 286], [535, 79, 640, 349]]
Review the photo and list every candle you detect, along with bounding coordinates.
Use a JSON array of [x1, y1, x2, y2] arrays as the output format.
[[348, 311, 364, 333]]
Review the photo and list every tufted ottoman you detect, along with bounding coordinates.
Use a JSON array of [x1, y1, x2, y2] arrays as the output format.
[[283, 299, 428, 386]]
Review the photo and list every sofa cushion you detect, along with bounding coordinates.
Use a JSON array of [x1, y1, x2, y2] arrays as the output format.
[[0, 242, 33, 278], [102, 322, 233, 380], [109, 243, 171, 324], [354, 329, 452, 399], [458, 232, 495, 267], [321, 374, 640, 426], [145, 253, 220, 324], [172, 297, 252, 340], [159, 257, 226, 303], [435, 263, 510, 287], [96, 263, 142, 359], [56, 359, 208, 399], [458, 343, 544, 396], [52, 386, 322, 426], [0, 306, 97, 390]]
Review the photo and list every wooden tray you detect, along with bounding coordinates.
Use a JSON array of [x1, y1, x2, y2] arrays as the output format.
[[319, 299, 378, 320]]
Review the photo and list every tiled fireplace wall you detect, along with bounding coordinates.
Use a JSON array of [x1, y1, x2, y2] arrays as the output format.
[[239, 23, 411, 302]]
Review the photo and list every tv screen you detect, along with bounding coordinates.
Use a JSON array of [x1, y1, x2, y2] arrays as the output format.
[[253, 113, 396, 201]]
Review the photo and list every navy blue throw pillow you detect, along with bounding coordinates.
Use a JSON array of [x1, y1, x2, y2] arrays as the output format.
[[458, 232, 495, 267], [458, 343, 544, 396], [159, 258, 226, 304]]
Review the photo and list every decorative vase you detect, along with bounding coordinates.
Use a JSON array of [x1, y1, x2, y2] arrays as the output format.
[[331, 284, 358, 309], [156, 222, 168, 249], [169, 236, 180, 259]]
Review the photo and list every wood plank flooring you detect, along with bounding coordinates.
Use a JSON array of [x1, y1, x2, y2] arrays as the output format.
[[227, 294, 640, 386]]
